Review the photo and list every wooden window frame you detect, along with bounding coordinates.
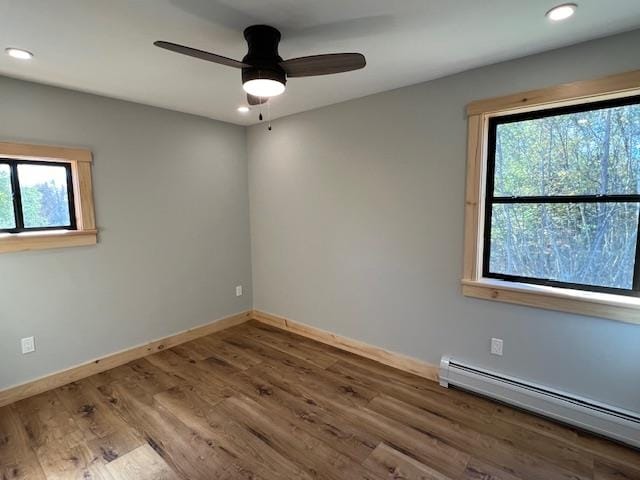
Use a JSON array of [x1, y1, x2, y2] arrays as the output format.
[[462, 69, 640, 325], [0, 141, 97, 254]]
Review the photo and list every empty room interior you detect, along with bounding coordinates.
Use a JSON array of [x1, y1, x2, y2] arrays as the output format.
[[2, 1, 640, 479]]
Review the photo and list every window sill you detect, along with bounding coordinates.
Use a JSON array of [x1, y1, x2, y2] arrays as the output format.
[[0, 230, 97, 254], [462, 278, 640, 325]]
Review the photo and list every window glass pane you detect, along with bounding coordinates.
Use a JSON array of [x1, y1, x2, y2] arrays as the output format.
[[494, 101, 640, 197], [17, 164, 71, 228], [488, 202, 639, 290], [0, 164, 16, 229]]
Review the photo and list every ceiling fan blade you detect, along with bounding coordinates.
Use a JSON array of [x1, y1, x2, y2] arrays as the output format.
[[154, 41, 249, 69], [247, 94, 268, 106], [280, 53, 366, 77]]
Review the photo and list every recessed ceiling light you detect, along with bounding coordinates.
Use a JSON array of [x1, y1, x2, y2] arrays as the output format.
[[5, 48, 33, 60], [546, 3, 577, 21], [237, 106, 250, 113]]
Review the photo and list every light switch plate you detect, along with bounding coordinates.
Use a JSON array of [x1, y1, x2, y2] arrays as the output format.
[[235, 285, 243, 297]]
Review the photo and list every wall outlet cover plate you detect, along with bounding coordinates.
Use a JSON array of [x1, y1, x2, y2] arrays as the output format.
[[21, 336, 35, 354], [491, 337, 503, 356]]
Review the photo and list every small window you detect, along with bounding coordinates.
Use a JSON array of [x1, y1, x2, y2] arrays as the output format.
[[0, 160, 76, 233], [483, 95, 640, 296], [0, 141, 97, 254]]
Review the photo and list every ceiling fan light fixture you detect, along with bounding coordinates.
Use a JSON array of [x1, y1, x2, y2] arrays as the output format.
[[242, 78, 285, 97]]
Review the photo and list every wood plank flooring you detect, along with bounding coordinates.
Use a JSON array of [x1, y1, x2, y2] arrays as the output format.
[[1, 320, 639, 479]]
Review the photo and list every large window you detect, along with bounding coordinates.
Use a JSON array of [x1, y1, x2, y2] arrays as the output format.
[[462, 69, 640, 323], [0, 160, 76, 233], [484, 96, 640, 297]]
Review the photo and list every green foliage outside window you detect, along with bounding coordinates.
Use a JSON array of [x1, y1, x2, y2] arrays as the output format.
[[0, 163, 71, 231], [0, 166, 15, 229], [488, 100, 640, 291], [21, 181, 71, 228]]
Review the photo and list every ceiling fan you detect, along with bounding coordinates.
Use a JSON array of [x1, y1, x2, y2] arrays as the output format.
[[154, 24, 366, 107]]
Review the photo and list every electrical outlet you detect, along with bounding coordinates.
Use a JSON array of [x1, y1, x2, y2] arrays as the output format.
[[235, 285, 243, 297], [491, 338, 503, 356], [21, 336, 35, 354]]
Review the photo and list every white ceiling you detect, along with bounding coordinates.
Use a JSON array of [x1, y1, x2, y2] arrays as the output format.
[[1, 0, 639, 126]]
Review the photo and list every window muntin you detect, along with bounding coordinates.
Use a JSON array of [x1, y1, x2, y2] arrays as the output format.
[[0, 159, 76, 233], [483, 95, 640, 296]]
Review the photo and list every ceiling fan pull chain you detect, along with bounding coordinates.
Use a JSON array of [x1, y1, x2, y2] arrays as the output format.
[[267, 101, 272, 131], [258, 67, 263, 125]]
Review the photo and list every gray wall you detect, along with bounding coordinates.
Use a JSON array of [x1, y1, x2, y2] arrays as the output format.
[[0, 76, 252, 389], [248, 29, 640, 412]]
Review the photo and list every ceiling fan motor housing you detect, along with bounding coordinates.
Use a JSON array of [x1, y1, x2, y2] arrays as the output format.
[[241, 25, 286, 87]]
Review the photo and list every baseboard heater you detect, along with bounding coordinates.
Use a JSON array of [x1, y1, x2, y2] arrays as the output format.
[[439, 356, 640, 448]]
